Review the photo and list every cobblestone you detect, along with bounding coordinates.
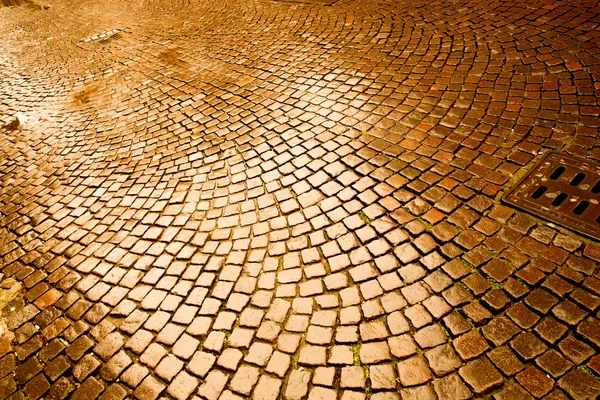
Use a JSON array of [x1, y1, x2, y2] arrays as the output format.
[[0, 0, 598, 398]]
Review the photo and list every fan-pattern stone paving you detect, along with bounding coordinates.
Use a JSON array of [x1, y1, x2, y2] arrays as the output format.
[[0, 0, 600, 399]]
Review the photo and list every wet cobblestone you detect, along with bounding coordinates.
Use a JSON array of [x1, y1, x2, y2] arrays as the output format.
[[0, 0, 600, 398]]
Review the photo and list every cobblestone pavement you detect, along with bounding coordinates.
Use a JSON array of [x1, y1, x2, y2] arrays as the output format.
[[0, 0, 600, 398]]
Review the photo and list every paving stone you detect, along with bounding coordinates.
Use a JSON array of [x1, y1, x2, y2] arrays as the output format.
[[588, 354, 600, 376], [198, 370, 229, 400], [308, 386, 338, 400], [22, 373, 51, 399], [306, 325, 333, 345], [359, 341, 391, 364], [172, 333, 199, 360], [133, 376, 165, 400], [277, 334, 301, 354], [425, 344, 462, 376], [433, 373, 472, 400], [220, 389, 244, 400], [2, 2, 600, 398], [47, 375, 73, 398], [510, 332, 548, 361], [576, 317, 600, 347], [0, 375, 16, 400], [99, 350, 131, 381], [388, 334, 417, 359], [264, 350, 290, 380], [552, 301, 588, 326], [121, 364, 149, 388], [218, 348, 244, 371], [94, 332, 125, 361], [487, 346, 524, 376], [0, 354, 16, 380], [400, 384, 437, 400], [404, 304, 433, 329], [459, 357, 504, 394], [230, 364, 260, 396], [253, 375, 282, 400], [558, 334, 595, 364], [368, 363, 396, 390], [558, 369, 600, 400], [341, 366, 366, 389], [73, 354, 101, 382], [396, 356, 432, 386], [155, 356, 184, 382], [298, 346, 327, 366], [453, 330, 490, 360], [15, 357, 42, 385], [492, 381, 533, 400], [329, 345, 354, 365], [414, 324, 447, 349], [244, 342, 273, 366], [70, 377, 103, 400], [99, 383, 127, 400], [312, 367, 335, 387], [481, 316, 521, 346], [284, 370, 311, 400], [139, 343, 167, 369], [534, 317, 568, 345], [525, 288, 559, 314], [507, 302, 541, 330], [536, 349, 573, 378], [443, 312, 471, 336]]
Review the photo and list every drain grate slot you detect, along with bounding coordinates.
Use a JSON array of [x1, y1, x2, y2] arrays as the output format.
[[82, 29, 124, 45], [503, 151, 600, 240], [97, 32, 123, 44]]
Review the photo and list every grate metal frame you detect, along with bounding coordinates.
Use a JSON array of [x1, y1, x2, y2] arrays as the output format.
[[82, 29, 124, 45], [503, 151, 600, 241]]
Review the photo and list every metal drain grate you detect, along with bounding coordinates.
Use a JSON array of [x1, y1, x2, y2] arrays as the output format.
[[82, 29, 123, 45], [97, 32, 123, 44], [503, 151, 600, 240]]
